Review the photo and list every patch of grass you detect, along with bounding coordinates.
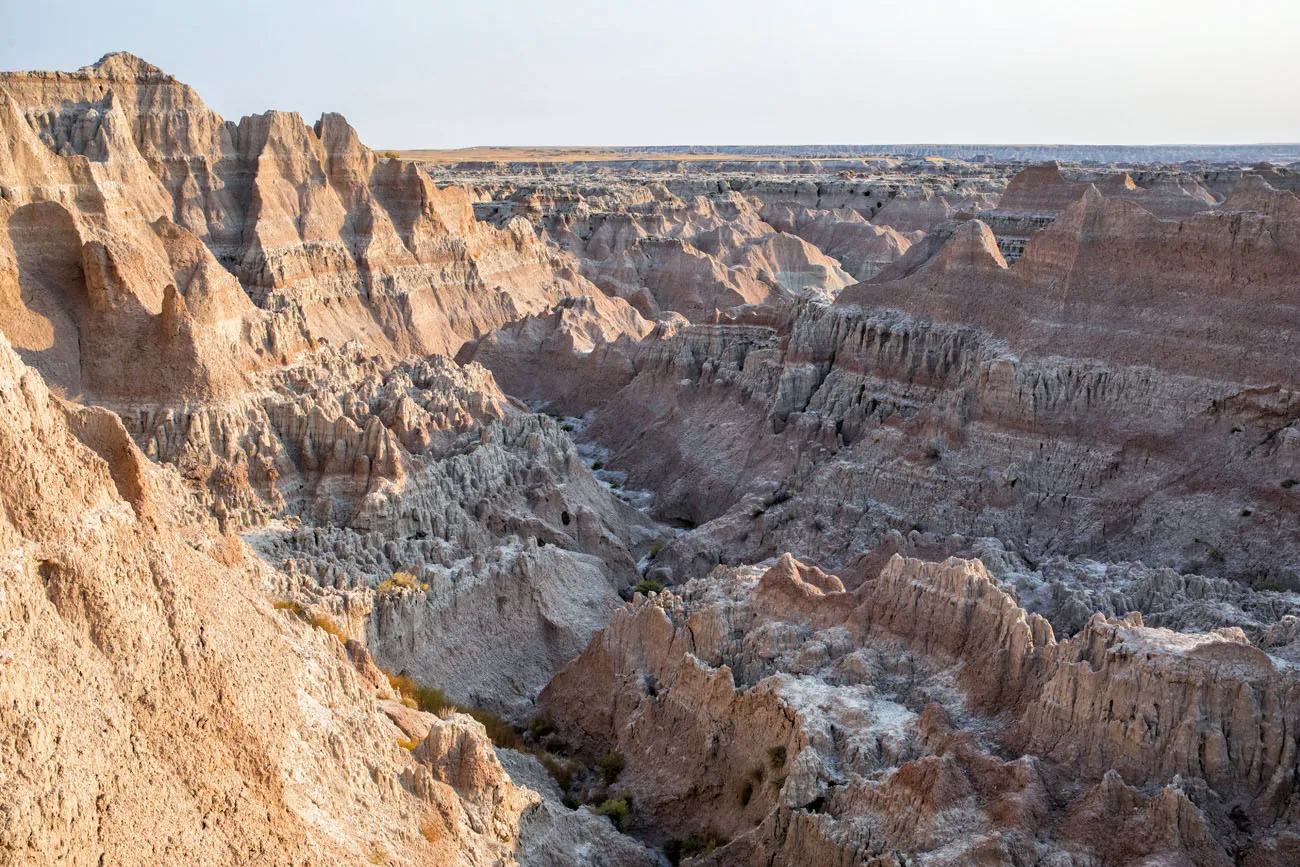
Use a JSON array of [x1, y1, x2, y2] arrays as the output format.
[[591, 460, 604, 470], [377, 150, 400, 160], [272, 599, 304, 615], [420, 815, 443, 844], [382, 670, 523, 749], [768, 745, 787, 769], [648, 543, 664, 560], [309, 612, 346, 641], [376, 570, 429, 595], [397, 735, 421, 751], [634, 578, 664, 596], [467, 707, 524, 750], [384, 671, 449, 715], [529, 716, 557, 738], [598, 750, 625, 785], [594, 795, 631, 831], [664, 836, 725, 865], [536, 751, 580, 789]]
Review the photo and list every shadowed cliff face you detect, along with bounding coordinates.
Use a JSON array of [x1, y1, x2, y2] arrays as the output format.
[[3, 52, 1300, 867]]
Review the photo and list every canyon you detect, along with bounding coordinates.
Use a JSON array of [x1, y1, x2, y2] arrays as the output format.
[[0, 52, 1298, 866]]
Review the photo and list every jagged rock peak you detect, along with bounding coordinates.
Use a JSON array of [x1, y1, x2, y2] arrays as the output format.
[[80, 51, 175, 81]]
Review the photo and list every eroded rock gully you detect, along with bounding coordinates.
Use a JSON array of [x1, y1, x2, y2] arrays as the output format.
[[1, 51, 1299, 865]]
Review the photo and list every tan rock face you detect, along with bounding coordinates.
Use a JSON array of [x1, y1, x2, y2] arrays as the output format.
[[0, 331, 555, 865], [0, 53, 603, 402], [541, 554, 1300, 864]]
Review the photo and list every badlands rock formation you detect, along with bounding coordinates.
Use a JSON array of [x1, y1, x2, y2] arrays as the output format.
[[542, 554, 1300, 865], [2, 52, 1299, 866]]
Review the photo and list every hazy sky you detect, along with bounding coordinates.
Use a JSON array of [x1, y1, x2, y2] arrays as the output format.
[[3, 0, 1298, 149]]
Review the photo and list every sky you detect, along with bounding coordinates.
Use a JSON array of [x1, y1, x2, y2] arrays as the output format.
[[3, 0, 1299, 149]]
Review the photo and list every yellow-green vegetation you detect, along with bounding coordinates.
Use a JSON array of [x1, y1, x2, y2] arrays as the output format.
[[384, 671, 450, 715], [376, 150, 401, 160], [597, 750, 625, 785], [420, 815, 443, 844], [397, 735, 421, 751], [633, 578, 663, 596], [308, 612, 346, 641], [382, 669, 523, 750], [376, 570, 429, 595], [271, 599, 304, 615], [467, 707, 523, 750], [664, 836, 725, 865], [535, 751, 580, 789], [593, 794, 631, 830]]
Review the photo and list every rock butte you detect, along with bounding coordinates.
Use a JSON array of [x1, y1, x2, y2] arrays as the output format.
[[1, 52, 1299, 866]]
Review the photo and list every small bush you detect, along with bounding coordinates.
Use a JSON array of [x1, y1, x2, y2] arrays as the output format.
[[594, 795, 630, 831], [468, 707, 523, 751], [382, 670, 521, 748], [529, 716, 557, 738], [665, 836, 725, 865], [397, 735, 421, 751], [384, 671, 448, 715], [648, 543, 664, 560], [309, 612, 346, 641], [634, 578, 664, 596], [591, 460, 604, 470], [420, 815, 443, 844], [598, 750, 625, 785], [377, 570, 428, 595], [536, 751, 579, 789], [768, 745, 787, 769], [377, 150, 401, 160], [272, 599, 304, 615], [1283, 479, 1298, 489], [1241, 508, 1253, 517]]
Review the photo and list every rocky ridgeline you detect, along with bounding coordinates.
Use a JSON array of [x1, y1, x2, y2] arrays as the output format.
[[541, 553, 1300, 865]]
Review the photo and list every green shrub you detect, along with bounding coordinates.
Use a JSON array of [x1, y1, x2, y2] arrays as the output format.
[[598, 750, 625, 785], [664, 836, 725, 865], [536, 751, 579, 789], [592, 460, 604, 470], [634, 578, 664, 596], [648, 543, 664, 560], [467, 707, 523, 751], [594, 795, 630, 830]]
